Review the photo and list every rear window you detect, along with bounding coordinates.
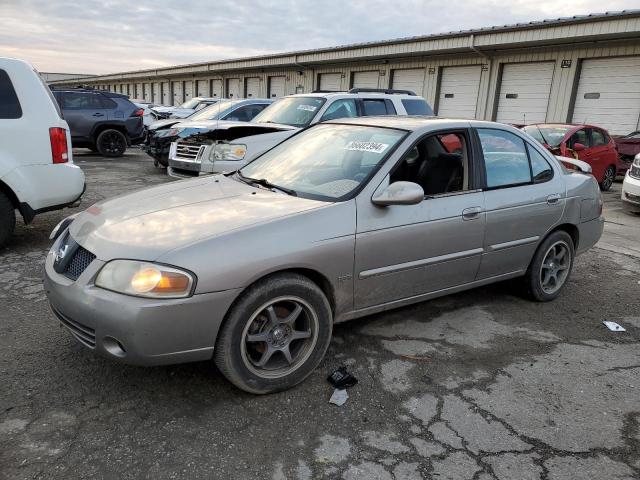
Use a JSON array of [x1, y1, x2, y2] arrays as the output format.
[[401, 99, 433, 115], [0, 69, 22, 119]]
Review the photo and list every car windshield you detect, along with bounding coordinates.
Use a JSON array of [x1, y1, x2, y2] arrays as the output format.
[[623, 131, 640, 139], [252, 96, 326, 127], [239, 123, 406, 201], [522, 125, 572, 148], [179, 98, 202, 109], [187, 100, 239, 121]]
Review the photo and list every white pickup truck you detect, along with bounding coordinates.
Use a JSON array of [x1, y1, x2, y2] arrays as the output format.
[[0, 57, 85, 247]]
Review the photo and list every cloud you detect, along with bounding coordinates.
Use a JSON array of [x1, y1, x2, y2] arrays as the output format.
[[0, 0, 637, 74]]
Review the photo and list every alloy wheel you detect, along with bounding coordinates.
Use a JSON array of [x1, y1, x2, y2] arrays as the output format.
[[539, 241, 571, 294], [602, 166, 615, 190], [100, 131, 126, 155]]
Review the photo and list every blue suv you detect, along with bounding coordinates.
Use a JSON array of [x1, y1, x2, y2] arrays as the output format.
[[51, 87, 144, 157]]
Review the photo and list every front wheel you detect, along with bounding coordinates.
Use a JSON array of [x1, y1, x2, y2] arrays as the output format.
[[96, 129, 127, 157], [524, 231, 575, 302], [214, 274, 333, 394], [600, 166, 615, 191]]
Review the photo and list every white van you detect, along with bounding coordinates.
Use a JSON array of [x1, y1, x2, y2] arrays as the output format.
[[0, 57, 85, 247]]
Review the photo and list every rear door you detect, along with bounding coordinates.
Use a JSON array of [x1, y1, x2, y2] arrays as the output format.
[[589, 128, 618, 177], [476, 128, 564, 279], [58, 91, 107, 140]]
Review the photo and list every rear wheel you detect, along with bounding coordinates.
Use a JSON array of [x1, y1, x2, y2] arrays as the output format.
[[96, 129, 127, 157], [600, 166, 615, 191], [524, 231, 575, 302], [215, 273, 332, 394], [0, 191, 16, 248]]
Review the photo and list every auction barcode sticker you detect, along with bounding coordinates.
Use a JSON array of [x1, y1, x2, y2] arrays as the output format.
[[344, 141, 389, 154]]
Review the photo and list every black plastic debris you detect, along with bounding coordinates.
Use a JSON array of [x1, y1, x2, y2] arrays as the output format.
[[327, 366, 358, 389]]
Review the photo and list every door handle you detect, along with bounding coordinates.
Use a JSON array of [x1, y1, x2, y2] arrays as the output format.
[[92, 113, 104, 117], [546, 194, 562, 204], [462, 206, 483, 220]]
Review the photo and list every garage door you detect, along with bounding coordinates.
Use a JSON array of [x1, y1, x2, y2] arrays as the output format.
[[268, 76, 286, 97], [184, 81, 193, 100], [172, 81, 183, 105], [152, 83, 160, 103], [143, 83, 152, 102], [437, 65, 482, 119], [496, 62, 555, 125], [352, 71, 379, 89], [319, 73, 342, 92], [135, 83, 143, 99], [161, 82, 170, 105], [227, 78, 241, 98], [392, 68, 425, 96], [572, 56, 640, 135], [210, 79, 223, 98], [246, 77, 260, 98], [196, 80, 207, 97]]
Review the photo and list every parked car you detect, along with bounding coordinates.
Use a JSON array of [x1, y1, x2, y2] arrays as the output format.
[[51, 87, 144, 157], [0, 57, 85, 247], [621, 153, 640, 214], [168, 88, 433, 177], [132, 100, 159, 128], [150, 97, 220, 120], [144, 99, 273, 167], [45, 117, 603, 393], [614, 131, 640, 163], [521, 123, 624, 191]]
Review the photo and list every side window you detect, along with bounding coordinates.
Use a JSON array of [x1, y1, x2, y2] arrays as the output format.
[[319, 99, 358, 121], [225, 105, 265, 122], [478, 129, 531, 188], [527, 145, 554, 183], [60, 92, 104, 109], [591, 129, 607, 146], [99, 95, 117, 109], [390, 131, 469, 195], [0, 69, 22, 119], [401, 99, 433, 115], [568, 129, 590, 149], [384, 99, 397, 114], [362, 99, 387, 116]]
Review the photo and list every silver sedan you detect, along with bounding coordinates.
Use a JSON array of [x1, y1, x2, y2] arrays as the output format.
[[44, 117, 604, 393]]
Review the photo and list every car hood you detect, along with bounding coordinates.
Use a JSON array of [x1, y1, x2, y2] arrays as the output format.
[[68, 175, 326, 261], [148, 118, 182, 131], [174, 119, 296, 131]]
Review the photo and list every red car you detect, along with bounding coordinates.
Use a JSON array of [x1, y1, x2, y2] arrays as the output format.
[[522, 123, 624, 191], [614, 131, 640, 162]]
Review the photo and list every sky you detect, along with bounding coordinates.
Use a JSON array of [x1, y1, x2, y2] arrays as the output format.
[[0, 0, 638, 75]]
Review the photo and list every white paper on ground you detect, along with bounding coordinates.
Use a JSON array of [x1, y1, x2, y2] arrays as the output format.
[[603, 321, 626, 332], [329, 388, 348, 406]]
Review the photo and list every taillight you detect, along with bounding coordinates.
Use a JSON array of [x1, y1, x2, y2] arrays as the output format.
[[49, 127, 69, 164], [132, 108, 144, 117]]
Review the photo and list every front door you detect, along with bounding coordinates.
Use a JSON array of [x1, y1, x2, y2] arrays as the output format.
[[354, 129, 485, 310], [476, 128, 565, 279]]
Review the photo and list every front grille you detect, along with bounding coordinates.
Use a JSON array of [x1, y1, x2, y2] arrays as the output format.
[[51, 306, 96, 348], [626, 191, 640, 202], [63, 246, 96, 280], [630, 165, 640, 179], [174, 142, 204, 162]]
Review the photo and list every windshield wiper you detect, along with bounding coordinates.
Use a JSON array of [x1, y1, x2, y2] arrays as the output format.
[[237, 171, 297, 196]]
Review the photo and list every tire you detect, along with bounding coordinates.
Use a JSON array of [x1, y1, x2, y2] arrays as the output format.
[[215, 273, 333, 394], [600, 166, 615, 191], [524, 230, 575, 302], [0, 191, 16, 249], [96, 129, 127, 157]]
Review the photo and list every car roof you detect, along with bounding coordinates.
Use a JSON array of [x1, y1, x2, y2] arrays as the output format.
[[525, 122, 605, 130], [286, 91, 421, 100], [323, 115, 472, 130]]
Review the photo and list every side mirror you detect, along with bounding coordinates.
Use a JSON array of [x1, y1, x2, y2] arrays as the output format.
[[372, 181, 424, 206], [573, 142, 586, 152]]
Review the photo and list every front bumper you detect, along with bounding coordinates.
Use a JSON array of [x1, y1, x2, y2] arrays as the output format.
[[621, 171, 640, 213], [44, 242, 241, 366]]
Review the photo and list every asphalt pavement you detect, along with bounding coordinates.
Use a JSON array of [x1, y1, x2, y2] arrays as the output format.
[[1, 149, 639, 480]]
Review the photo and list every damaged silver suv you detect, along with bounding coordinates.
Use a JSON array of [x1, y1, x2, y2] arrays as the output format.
[[167, 88, 433, 177]]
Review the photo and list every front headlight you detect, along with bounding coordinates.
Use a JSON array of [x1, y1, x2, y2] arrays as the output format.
[[95, 260, 195, 299], [633, 153, 640, 168], [209, 143, 247, 162]]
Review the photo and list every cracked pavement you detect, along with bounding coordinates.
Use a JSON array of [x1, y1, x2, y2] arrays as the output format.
[[1, 150, 639, 479]]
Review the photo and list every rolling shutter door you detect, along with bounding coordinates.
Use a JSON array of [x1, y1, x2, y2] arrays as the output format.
[[143, 83, 152, 101], [135, 83, 143, 99], [210, 79, 222, 98], [496, 62, 554, 125], [246, 77, 260, 98], [152, 83, 160, 103], [352, 71, 379, 89], [184, 81, 193, 100], [226, 78, 241, 98], [196, 80, 208, 97], [268, 76, 286, 97], [437, 65, 482, 119], [172, 81, 183, 105], [572, 57, 640, 135], [392, 69, 425, 96], [161, 82, 170, 105], [319, 73, 342, 92]]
